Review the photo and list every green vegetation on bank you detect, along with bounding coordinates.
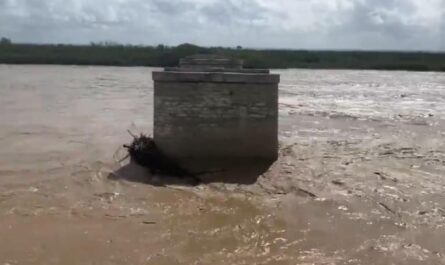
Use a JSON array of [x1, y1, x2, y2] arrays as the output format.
[[0, 39, 444, 72]]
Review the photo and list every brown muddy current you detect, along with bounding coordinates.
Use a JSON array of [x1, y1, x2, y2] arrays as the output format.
[[1, 65, 445, 265]]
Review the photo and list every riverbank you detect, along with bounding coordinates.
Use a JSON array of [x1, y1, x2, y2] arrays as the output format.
[[1, 43, 444, 72]]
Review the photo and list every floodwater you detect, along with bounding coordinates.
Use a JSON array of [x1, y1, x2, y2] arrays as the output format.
[[1, 65, 445, 264]]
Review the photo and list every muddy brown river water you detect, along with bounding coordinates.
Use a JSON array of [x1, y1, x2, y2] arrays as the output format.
[[0, 65, 445, 264]]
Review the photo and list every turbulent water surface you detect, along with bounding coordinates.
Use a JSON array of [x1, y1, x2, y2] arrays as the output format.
[[1, 65, 445, 264]]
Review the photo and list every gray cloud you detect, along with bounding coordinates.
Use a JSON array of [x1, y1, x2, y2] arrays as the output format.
[[199, 0, 270, 26], [0, 0, 443, 51], [325, 0, 434, 50]]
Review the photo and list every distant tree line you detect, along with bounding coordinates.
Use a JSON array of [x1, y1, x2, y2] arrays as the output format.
[[0, 37, 12, 45], [0, 38, 444, 72]]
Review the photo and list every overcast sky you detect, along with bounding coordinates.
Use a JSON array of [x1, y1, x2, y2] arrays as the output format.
[[0, 0, 443, 51]]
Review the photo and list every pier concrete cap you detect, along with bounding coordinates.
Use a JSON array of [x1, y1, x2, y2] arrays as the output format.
[[179, 54, 243, 69], [152, 71, 280, 84], [153, 54, 279, 84], [164, 67, 270, 74]]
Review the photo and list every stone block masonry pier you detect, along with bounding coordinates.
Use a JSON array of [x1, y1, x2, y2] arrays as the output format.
[[152, 55, 280, 162]]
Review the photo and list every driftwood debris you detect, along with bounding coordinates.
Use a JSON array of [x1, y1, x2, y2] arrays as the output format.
[[124, 132, 191, 177], [123, 131, 225, 185]]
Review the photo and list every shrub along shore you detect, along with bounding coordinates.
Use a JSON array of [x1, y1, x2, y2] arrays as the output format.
[[0, 42, 444, 72]]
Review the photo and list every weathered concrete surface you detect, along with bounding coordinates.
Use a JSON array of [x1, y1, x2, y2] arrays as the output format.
[[153, 56, 280, 160], [152, 71, 279, 83], [153, 81, 279, 159], [164, 67, 270, 74], [179, 54, 243, 69]]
